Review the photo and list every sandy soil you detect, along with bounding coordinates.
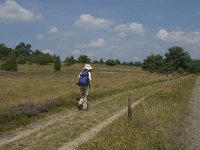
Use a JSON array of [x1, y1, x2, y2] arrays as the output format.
[[186, 76, 200, 150]]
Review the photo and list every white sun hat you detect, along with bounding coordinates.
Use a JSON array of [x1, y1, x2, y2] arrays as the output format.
[[84, 64, 93, 70]]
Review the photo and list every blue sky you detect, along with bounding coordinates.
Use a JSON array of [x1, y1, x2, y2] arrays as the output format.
[[0, 0, 200, 61]]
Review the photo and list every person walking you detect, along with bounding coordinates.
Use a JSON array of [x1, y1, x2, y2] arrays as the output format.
[[77, 64, 92, 110]]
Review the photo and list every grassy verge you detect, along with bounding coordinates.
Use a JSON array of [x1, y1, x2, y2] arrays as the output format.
[[78, 75, 196, 150]]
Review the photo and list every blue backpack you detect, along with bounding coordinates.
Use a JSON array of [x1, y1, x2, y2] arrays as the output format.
[[79, 70, 89, 86]]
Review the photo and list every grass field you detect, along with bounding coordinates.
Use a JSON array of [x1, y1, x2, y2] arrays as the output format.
[[0, 64, 168, 110], [0, 63, 171, 132], [0, 63, 197, 150], [0, 64, 170, 132], [78, 75, 196, 150]]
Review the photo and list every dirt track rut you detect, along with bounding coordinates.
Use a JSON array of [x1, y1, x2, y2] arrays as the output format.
[[58, 95, 148, 150], [186, 76, 200, 150]]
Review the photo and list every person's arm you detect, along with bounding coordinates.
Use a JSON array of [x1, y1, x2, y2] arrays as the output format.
[[76, 73, 81, 85], [88, 72, 92, 80], [88, 72, 91, 89], [78, 73, 80, 79]]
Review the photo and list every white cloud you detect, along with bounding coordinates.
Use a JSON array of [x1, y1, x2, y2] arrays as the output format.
[[88, 38, 106, 48], [114, 22, 145, 37], [75, 43, 87, 50], [72, 50, 81, 57], [117, 32, 127, 38], [75, 38, 106, 50], [156, 28, 200, 44], [48, 26, 59, 34], [42, 49, 54, 55], [36, 26, 59, 41], [36, 34, 45, 40], [0, 0, 42, 23], [75, 14, 113, 29]]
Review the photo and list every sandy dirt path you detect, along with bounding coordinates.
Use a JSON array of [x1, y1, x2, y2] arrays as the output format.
[[186, 76, 200, 150], [0, 88, 134, 148], [0, 109, 79, 147], [0, 95, 148, 149], [58, 95, 148, 150], [0, 100, 113, 147]]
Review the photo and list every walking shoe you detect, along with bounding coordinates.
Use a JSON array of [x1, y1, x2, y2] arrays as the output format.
[[77, 103, 83, 110]]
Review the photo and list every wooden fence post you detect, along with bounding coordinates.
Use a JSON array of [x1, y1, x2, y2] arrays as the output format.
[[128, 92, 132, 121]]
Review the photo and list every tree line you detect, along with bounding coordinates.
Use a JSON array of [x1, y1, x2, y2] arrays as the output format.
[[0, 42, 141, 71], [142, 46, 200, 73], [64, 55, 142, 67], [1, 42, 200, 73], [0, 42, 56, 71]]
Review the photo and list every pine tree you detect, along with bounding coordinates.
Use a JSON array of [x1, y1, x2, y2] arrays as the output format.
[[54, 56, 61, 71]]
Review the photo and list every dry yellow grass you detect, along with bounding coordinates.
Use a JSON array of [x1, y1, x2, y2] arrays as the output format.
[[0, 63, 168, 111], [0, 73, 177, 150], [78, 75, 196, 150], [0, 64, 195, 149]]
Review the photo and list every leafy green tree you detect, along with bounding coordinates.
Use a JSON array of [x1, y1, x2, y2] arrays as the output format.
[[122, 61, 126, 65], [78, 55, 91, 63], [134, 61, 142, 67], [106, 59, 116, 66], [54, 56, 61, 71], [30, 50, 54, 65], [0, 43, 12, 60], [164, 46, 191, 72], [14, 42, 32, 57], [142, 54, 165, 73], [30, 54, 52, 65], [92, 60, 99, 64], [12, 42, 33, 64], [127, 61, 134, 66], [115, 59, 121, 65], [1, 54, 17, 71], [99, 58, 104, 64], [64, 56, 76, 66], [32, 50, 43, 55], [188, 59, 200, 73], [17, 55, 27, 64]]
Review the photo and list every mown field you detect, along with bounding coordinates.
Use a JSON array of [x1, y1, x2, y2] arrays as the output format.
[[0, 63, 197, 150]]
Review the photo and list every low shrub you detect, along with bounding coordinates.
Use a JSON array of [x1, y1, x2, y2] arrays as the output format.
[[1, 55, 17, 71]]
